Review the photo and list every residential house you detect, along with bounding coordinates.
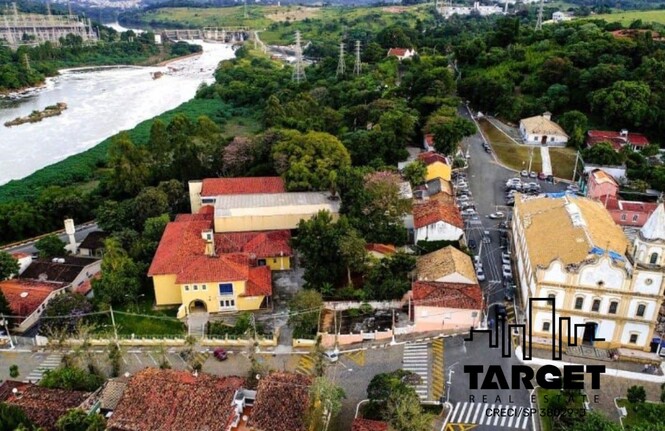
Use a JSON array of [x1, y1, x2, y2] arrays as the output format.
[[0, 279, 67, 333], [410, 281, 482, 332], [583, 164, 627, 182], [417, 152, 452, 182], [584, 169, 657, 228], [416, 246, 477, 284], [586, 129, 650, 152], [189, 176, 285, 214], [387, 48, 416, 60], [248, 372, 312, 431], [107, 368, 245, 431], [352, 418, 390, 431], [148, 212, 274, 316], [0, 381, 90, 431], [423, 133, 435, 152], [586, 169, 619, 202], [513, 194, 665, 352], [19, 256, 101, 293], [412, 200, 464, 243], [552, 11, 572, 22], [519, 112, 569, 146], [366, 243, 397, 260], [77, 231, 109, 258]]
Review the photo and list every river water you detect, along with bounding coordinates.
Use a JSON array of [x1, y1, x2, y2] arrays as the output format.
[[0, 36, 234, 185]]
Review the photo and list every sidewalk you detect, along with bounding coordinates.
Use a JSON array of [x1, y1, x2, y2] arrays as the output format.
[[540, 147, 552, 176]]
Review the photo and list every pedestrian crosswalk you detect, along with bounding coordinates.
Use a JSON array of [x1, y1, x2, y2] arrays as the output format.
[[402, 343, 429, 400], [448, 402, 530, 429], [431, 339, 444, 401], [24, 353, 63, 383]]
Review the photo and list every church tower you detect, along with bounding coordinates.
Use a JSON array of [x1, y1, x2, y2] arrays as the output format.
[[633, 202, 665, 267]]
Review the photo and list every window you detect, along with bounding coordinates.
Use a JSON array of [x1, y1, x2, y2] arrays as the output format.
[[184, 285, 190, 291], [219, 283, 233, 295], [591, 299, 601, 312], [472, 311, 478, 317], [202, 285, 207, 291], [220, 299, 235, 308], [637, 304, 646, 317], [574, 297, 584, 310], [547, 293, 556, 302], [201, 197, 216, 204], [542, 322, 551, 332], [534, 136, 538, 142], [629, 334, 639, 344], [273, 258, 278, 263], [193, 285, 198, 291], [632, 214, 639, 222], [257, 259, 266, 266], [621, 214, 627, 221], [650, 253, 659, 264], [609, 301, 618, 314], [549, 136, 554, 142]]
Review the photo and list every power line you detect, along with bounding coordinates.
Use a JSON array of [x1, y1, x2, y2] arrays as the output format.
[[336, 42, 345, 78], [292, 31, 306, 83], [535, 0, 544, 30]]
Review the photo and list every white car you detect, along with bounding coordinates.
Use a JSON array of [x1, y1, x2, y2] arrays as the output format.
[[473, 255, 481, 265], [457, 182, 468, 188], [323, 350, 339, 362], [502, 264, 512, 278], [462, 208, 477, 217], [457, 195, 470, 202], [520, 170, 529, 177], [489, 212, 505, 219], [502, 255, 511, 265], [476, 267, 486, 281]]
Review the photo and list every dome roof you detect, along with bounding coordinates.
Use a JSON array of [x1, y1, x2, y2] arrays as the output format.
[[640, 202, 665, 241]]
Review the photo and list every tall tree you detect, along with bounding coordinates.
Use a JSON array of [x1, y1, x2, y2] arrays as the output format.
[[288, 290, 323, 339], [558, 111, 588, 149], [338, 228, 367, 285], [0, 251, 19, 281], [306, 377, 346, 431], [402, 160, 427, 186], [582, 142, 624, 166], [35, 234, 67, 259], [107, 133, 149, 198], [92, 238, 142, 306], [431, 116, 476, 156]]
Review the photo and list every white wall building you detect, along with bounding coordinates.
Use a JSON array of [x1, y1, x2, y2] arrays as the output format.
[[412, 200, 465, 244], [438, 2, 503, 18], [519, 112, 569, 146], [512, 195, 665, 352]]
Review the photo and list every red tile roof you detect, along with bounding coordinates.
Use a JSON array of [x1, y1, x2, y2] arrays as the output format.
[[75, 273, 100, 296], [11, 252, 30, 259], [4, 384, 89, 431], [108, 368, 244, 431], [216, 230, 292, 257], [200, 177, 285, 196], [352, 418, 390, 431], [413, 200, 463, 230], [0, 279, 63, 317], [604, 197, 659, 214], [246, 266, 272, 296], [417, 151, 449, 166], [387, 48, 410, 57], [587, 130, 650, 150], [412, 281, 482, 309], [248, 372, 312, 431], [365, 243, 397, 256]]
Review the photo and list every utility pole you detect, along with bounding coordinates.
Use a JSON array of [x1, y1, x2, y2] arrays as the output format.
[[336, 42, 346, 77], [109, 306, 119, 344], [353, 40, 361, 76], [292, 31, 306, 83], [535, 0, 544, 30], [572, 150, 581, 183]]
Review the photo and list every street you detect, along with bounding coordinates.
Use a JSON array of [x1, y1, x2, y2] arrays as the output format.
[[0, 222, 99, 255]]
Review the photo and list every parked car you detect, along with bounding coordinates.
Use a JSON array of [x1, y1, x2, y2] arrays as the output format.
[[462, 208, 477, 217], [473, 255, 481, 265], [538, 172, 547, 180], [457, 195, 470, 203], [469, 239, 477, 249], [504, 289, 514, 302], [520, 170, 529, 177], [499, 221, 510, 229], [546, 175, 554, 183], [502, 264, 512, 278], [529, 171, 537, 178], [567, 184, 580, 192], [506, 199, 515, 207], [323, 350, 339, 362], [489, 212, 505, 219], [494, 304, 507, 320], [476, 267, 486, 281], [502, 254, 511, 265], [214, 348, 228, 361], [485, 147, 492, 154]]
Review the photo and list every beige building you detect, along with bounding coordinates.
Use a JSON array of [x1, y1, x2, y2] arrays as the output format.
[[519, 112, 569, 146], [513, 194, 665, 352], [416, 246, 477, 285]]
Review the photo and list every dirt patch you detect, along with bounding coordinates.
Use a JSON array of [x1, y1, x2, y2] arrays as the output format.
[[266, 7, 320, 22]]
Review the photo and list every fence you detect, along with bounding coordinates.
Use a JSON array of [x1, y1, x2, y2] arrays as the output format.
[[323, 300, 403, 311]]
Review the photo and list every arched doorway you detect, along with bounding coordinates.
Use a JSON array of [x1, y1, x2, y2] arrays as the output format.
[[582, 322, 598, 346], [189, 299, 207, 313]]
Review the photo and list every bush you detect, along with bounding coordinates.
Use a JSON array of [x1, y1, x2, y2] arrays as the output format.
[[627, 385, 646, 404], [9, 364, 18, 378], [39, 366, 105, 392]]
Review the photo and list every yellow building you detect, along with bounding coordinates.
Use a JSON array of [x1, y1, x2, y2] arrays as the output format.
[[417, 152, 452, 182], [148, 211, 291, 316]]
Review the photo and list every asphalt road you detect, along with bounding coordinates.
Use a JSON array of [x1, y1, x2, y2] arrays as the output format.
[[0, 223, 99, 255]]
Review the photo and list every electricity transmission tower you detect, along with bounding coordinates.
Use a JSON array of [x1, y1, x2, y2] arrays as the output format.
[[353, 40, 361, 76], [336, 42, 346, 77], [292, 31, 306, 83], [535, 0, 544, 30]]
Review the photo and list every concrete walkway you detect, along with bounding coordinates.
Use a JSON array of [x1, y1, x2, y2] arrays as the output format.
[[540, 147, 552, 176]]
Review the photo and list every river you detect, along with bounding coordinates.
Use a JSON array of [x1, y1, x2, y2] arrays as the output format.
[[0, 34, 235, 186]]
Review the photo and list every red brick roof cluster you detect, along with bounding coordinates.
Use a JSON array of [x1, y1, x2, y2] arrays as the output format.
[[216, 230, 292, 257], [248, 372, 312, 431], [417, 151, 449, 166], [365, 243, 397, 256], [352, 418, 390, 431], [587, 130, 650, 150], [200, 177, 285, 196], [412, 281, 482, 309], [107, 368, 244, 431], [0, 279, 63, 317], [3, 383, 89, 431], [147, 216, 273, 295], [413, 200, 463, 229]]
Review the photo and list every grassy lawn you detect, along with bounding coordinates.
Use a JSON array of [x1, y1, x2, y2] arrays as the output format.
[[537, 388, 587, 431], [94, 296, 185, 337], [549, 147, 578, 181], [137, 6, 273, 29], [589, 9, 665, 26], [477, 118, 543, 173], [616, 398, 665, 429]]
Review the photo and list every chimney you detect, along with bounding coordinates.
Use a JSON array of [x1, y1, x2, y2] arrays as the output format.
[[64, 219, 77, 255], [620, 129, 628, 137], [542, 112, 552, 121], [201, 230, 215, 257]]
